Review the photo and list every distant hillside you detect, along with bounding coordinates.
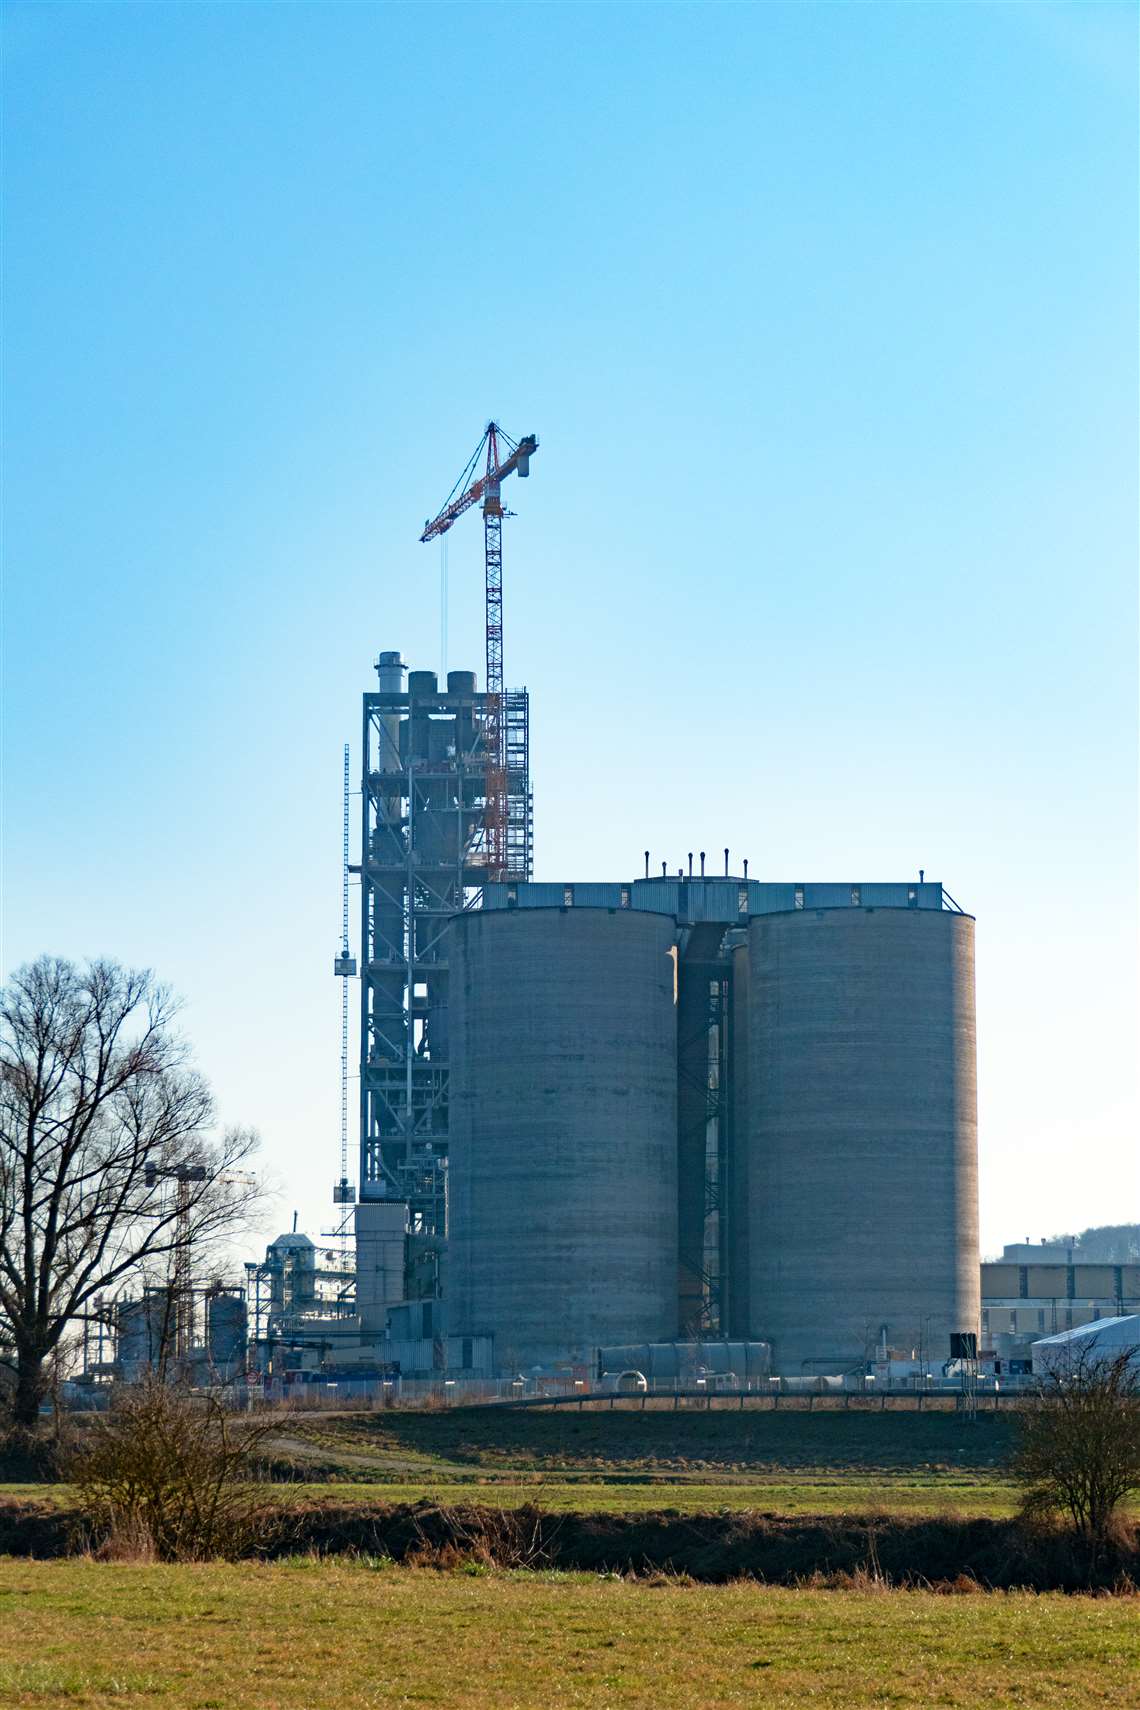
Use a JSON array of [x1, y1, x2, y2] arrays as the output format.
[[1048, 1223, 1140, 1264]]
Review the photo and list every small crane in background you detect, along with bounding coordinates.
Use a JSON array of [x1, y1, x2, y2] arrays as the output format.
[[420, 423, 538, 880], [144, 1160, 206, 1360], [144, 1161, 256, 1362]]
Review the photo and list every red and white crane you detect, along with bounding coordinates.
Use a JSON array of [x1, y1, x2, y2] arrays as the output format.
[[420, 423, 538, 879]]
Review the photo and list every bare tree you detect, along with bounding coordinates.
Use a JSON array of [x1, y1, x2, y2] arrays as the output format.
[[0, 956, 261, 1429], [1012, 1342, 1140, 1547]]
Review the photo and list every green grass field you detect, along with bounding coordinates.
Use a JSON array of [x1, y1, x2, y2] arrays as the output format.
[[8, 1405, 1140, 1521], [0, 1475, 1018, 1516], [252, 1403, 1025, 1516], [271, 1473, 1018, 1515], [1, 1558, 1137, 1709]]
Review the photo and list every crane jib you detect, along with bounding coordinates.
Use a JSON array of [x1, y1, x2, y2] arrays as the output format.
[[419, 434, 539, 542]]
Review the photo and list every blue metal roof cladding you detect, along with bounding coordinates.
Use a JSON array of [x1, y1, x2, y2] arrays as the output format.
[[480, 879, 953, 919]]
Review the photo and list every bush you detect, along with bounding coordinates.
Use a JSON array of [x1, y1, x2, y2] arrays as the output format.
[[70, 1380, 277, 1560], [1012, 1346, 1140, 1549]]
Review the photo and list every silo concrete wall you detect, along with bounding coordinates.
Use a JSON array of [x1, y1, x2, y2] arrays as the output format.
[[746, 908, 978, 1375], [449, 908, 679, 1369]]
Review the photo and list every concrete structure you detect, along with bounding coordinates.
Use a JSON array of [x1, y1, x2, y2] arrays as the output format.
[[596, 1341, 771, 1384], [205, 1290, 247, 1377], [449, 907, 679, 1368], [453, 878, 978, 1375], [982, 1261, 1140, 1341], [115, 1289, 174, 1378], [998, 1241, 1077, 1263], [744, 907, 979, 1375], [354, 1200, 407, 1337]]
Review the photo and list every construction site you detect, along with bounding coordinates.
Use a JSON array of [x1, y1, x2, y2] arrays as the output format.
[[82, 423, 988, 1393]]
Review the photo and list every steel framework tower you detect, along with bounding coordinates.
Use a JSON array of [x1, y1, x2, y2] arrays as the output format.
[[358, 655, 532, 1234]]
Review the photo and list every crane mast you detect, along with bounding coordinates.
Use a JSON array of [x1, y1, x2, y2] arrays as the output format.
[[421, 422, 538, 880]]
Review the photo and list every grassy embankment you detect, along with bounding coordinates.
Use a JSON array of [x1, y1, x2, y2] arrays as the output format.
[[257, 1403, 1029, 1516], [1, 1558, 1138, 1709], [11, 1403, 1140, 1519]]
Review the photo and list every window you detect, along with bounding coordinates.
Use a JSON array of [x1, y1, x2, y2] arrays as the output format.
[[507, 884, 518, 906], [794, 886, 805, 910], [1009, 1310, 1018, 1333], [907, 886, 917, 907], [563, 886, 574, 907], [619, 887, 631, 908], [851, 886, 861, 906], [737, 887, 748, 914]]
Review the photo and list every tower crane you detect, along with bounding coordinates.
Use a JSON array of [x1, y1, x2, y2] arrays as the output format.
[[420, 423, 538, 880], [143, 1161, 256, 1363]]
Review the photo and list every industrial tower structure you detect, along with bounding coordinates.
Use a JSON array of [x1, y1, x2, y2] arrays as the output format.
[[356, 422, 539, 1241], [357, 661, 532, 1235]]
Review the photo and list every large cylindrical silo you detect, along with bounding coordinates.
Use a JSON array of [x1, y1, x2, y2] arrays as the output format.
[[449, 908, 678, 1369], [746, 907, 978, 1374]]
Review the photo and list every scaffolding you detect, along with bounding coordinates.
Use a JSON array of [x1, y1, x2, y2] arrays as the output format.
[[359, 657, 531, 1234]]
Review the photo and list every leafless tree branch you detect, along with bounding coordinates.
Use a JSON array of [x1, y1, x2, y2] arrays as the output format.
[[1, 956, 263, 1428]]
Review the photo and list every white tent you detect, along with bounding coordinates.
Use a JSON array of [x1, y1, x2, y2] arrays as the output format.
[[1030, 1314, 1140, 1378]]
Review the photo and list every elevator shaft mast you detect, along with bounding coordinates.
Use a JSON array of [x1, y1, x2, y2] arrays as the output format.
[[420, 423, 538, 880]]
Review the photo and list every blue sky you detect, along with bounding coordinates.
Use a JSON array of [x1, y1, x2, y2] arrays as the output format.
[[3, 1, 1136, 1256]]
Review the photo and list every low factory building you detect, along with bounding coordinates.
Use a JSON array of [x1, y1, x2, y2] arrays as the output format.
[[982, 1262, 1140, 1344]]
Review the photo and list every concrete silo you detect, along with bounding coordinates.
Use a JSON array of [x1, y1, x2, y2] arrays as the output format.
[[745, 906, 978, 1374], [206, 1290, 248, 1376], [449, 906, 678, 1368]]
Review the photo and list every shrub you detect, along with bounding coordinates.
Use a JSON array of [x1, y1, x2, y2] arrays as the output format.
[[70, 1380, 277, 1560], [1012, 1346, 1140, 1549]]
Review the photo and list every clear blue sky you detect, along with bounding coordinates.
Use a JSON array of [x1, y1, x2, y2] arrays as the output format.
[[3, 2, 1136, 1257]]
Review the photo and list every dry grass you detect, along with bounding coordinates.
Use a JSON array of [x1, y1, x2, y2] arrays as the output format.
[[290, 1403, 1021, 1474], [252, 1404, 1031, 1518], [0, 1557, 1136, 1707]]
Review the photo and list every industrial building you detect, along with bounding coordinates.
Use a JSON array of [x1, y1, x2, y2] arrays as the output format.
[[448, 873, 979, 1375], [311, 630, 978, 1379], [981, 1260, 1140, 1343], [78, 424, 988, 1389], [321, 423, 981, 1380]]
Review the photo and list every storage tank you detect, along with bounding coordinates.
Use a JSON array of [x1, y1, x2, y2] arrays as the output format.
[[206, 1290, 247, 1374], [449, 907, 678, 1368], [745, 907, 978, 1375], [115, 1289, 172, 1376]]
